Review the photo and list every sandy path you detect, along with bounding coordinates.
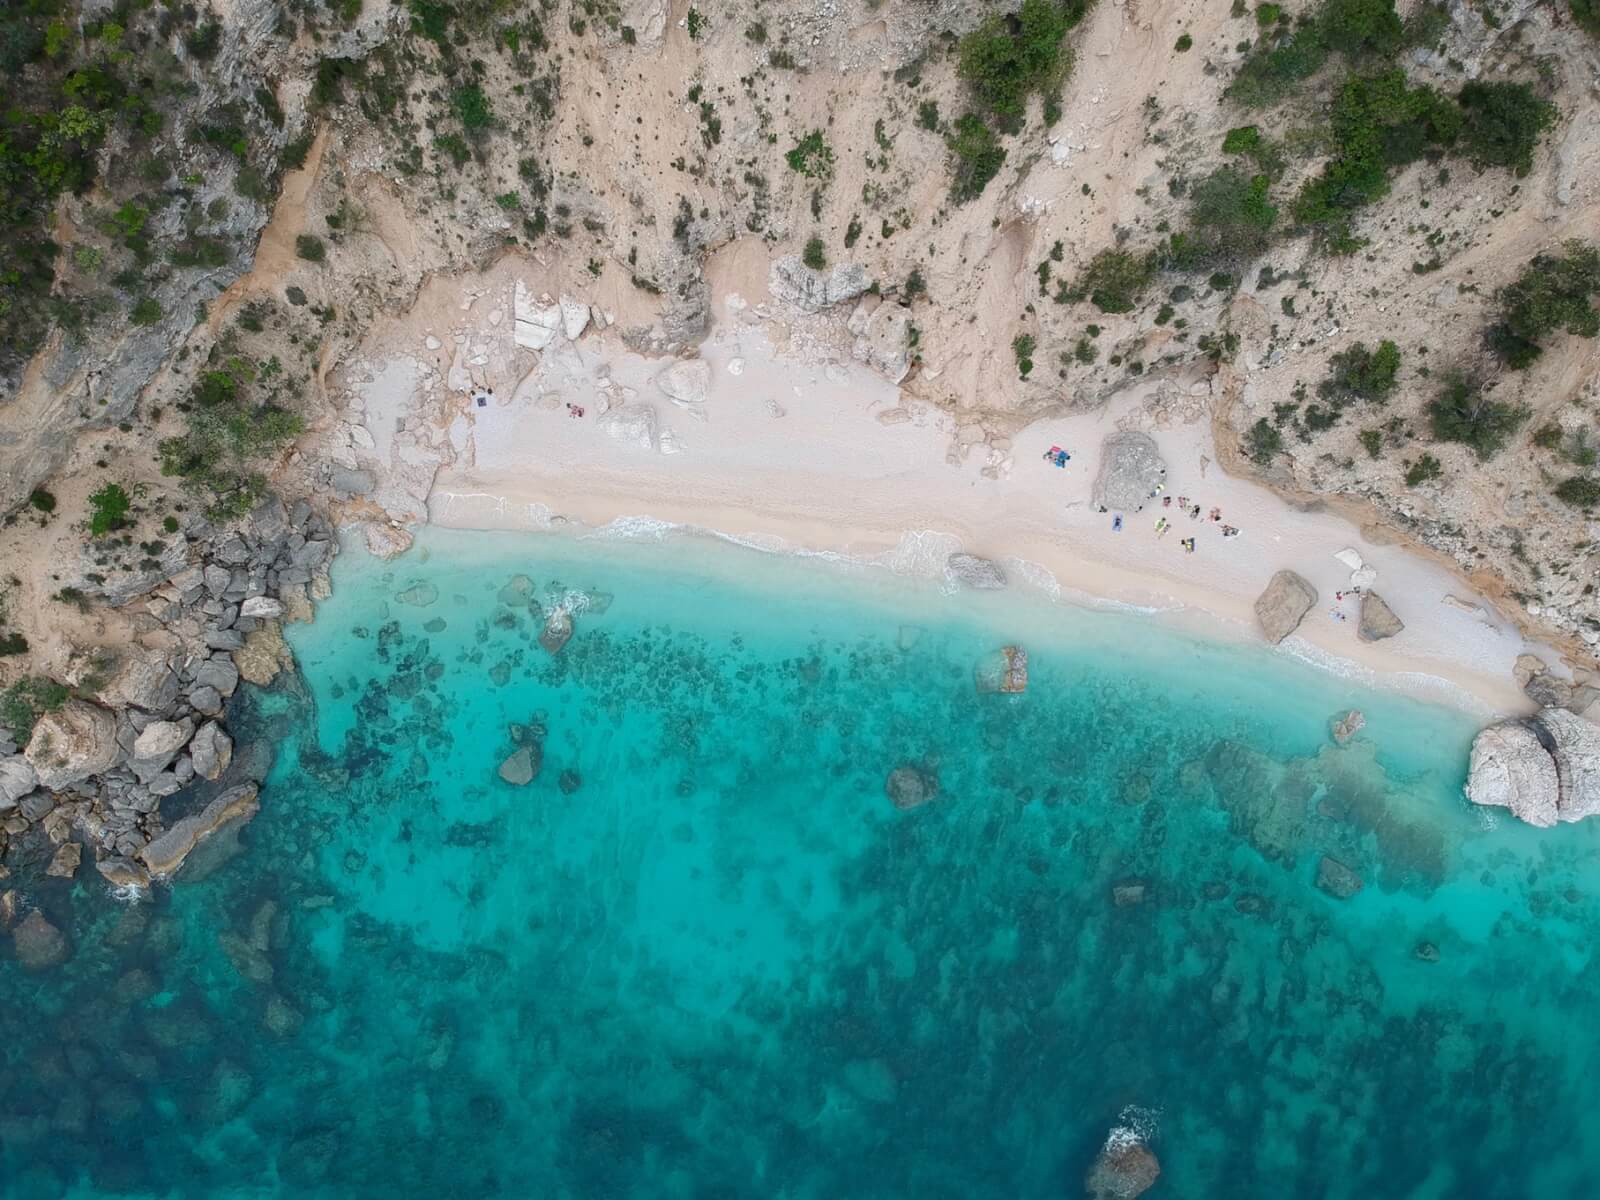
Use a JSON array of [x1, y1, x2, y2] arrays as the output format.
[[413, 316, 1551, 717]]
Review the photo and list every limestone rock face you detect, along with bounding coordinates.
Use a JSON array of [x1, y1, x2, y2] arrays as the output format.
[[25, 701, 121, 789], [848, 295, 913, 383], [235, 623, 291, 686], [1539, 708, 1600, 823], [768, 255, 871, 313], [0, 756, 38, 809], [97, 857, 152, 890], [1463, 711, 1600, 827], [886, 765, 938, 811], [139, 784, 261, 881], [1091, 431, 1167, 512], [946, 553, 1006, 590], [1254, 571, 1317, 644], [655, 359, 711, 407], [94, 650, 180, 714], [513, 281, 562, 350], [1358, 591, 1404, 642]]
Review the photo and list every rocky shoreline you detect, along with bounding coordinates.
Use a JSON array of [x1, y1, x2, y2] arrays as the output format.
[[0, 497, 336, 892]]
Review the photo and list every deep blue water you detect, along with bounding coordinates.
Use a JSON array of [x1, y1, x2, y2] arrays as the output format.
[[3, 528, 1600, 1199]]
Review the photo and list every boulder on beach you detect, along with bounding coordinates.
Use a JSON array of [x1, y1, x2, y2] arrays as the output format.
[[885, 765, 939, 811], [1085, 1125, 1161, 1199], [975, 646, 1028, 694], [1358, 590, 1404, 642], [655, 359, 711, 407], [1254, 570, 1317, 644], [597, 404, 659, 451], [1091, 431, 1166, 513], [768, 255, 871, 313], [25, 700, 121, 788], [946, 553, 1006, 590]]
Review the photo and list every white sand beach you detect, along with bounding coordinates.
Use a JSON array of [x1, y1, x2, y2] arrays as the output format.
[[334, 270, 1562, 718]]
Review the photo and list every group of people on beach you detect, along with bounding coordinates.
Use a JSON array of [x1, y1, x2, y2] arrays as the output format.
[[1133, 487, 1241, 554], [1328, 588, 1366, 623]]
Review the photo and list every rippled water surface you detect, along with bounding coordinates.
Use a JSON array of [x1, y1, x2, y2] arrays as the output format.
[[4, 528, 1600, 1199]]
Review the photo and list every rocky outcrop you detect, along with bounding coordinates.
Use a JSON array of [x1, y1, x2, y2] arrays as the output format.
[[129, 720, 193, 783], [1091, 432, 1167, 512], [946, 553, 1006, 590], [1330, 710, 1365, 745], [847, 294, 913, 383], [1086, 1125, 1161, 1199], [25, 701, 121, 789], [0, 757, 38, 810], [975, 646, 1028, 694], [1357, 591, 1404, 642], [885, 765, 938, 810], [768, 255, 871, 313], [139, 785, 261, 881], [539, 608, 574, 655], [655, 359, 711, 408], [189, 722, 234, 782], [1315, 855, 1363, 899], [1254, 570, 1317, 644], [1466, 709, 1600, 827]]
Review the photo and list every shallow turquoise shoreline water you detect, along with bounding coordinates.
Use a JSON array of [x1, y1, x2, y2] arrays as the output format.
[[4, 527, 1600, 1198]]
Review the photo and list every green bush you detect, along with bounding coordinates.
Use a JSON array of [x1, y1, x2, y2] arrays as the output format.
[[87, 482, 131, 536], [295, 234, 326, 262], [1174, 33, 1193, 51], [1013, 333, 1037, 377], [159, 361, 304, 519], [1245, 417, 1283, 463], [802, 236, 826, 269], [453, 84, 492, 131], [1427, 375, 1528, 460], [0, 632, 28, 657], [946, 114, 1007, 203], [1319, 0, 1404, 57], [1555, 476, 1600, 507], [917, 100, 940, 131], [0, 676, 69, 740], [1161, 167, 1278, 270], [28, 488, 56, 513], [957, 0, 1083, 128], [1318, 339, 1400, 406], [1488, 240, 1600, 369], [1455, 81, 1556, 175], [130, 297, 162, 326], [1358, 428, 1383, 458], [1405, 453, 1443, 485], [785, 131, 835, 180], [1074, 248, 1154, 312], [1227, 0, 1405, 108], [1577, 0, 1600, 36]]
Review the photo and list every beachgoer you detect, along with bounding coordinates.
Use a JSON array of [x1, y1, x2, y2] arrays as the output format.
[[1163, 496, 1172, 508], [1112, 514, 1124, 531], [1209, 507, 1221, 522]]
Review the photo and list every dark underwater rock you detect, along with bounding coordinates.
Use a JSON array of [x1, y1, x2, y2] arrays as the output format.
[[1315, 855, 1363, 899], [1086, 1127, 1161, 1199], [886, 765, 938, 811], [12, 909, 68, 971], [498, 746, 539, 786]]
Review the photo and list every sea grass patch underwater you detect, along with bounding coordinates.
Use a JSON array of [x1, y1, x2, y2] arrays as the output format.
[[4, 528, 1600, 1198]]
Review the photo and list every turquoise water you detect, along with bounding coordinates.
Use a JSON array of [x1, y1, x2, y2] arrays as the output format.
[[4, 527, 1600, 1198]]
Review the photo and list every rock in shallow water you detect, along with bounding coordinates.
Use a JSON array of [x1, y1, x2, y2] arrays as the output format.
[[12, 909, 68, 970], [1465, 708, 1600, 827], [498, 746, 539, 786], [974, 645, 1028, 694], [1330, 709, 1365, 744], [1086, 1125, 1161, 1199], [946, 553, 1006, 590], [139, 785, 260, 881], [1315, 855, 1363, 899], [886, 765, 938, 810]]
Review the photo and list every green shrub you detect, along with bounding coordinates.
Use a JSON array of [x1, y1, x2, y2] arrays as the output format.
[[802, 236, 826, 269], [1488, 240, 1600, 369], [295, 234, 326, 262], [185, 21, 222, 60], [1405, 453, 1443, 485], [1074, 248, 1154, 312], [1245, 417, 1283, 463], [687, 8, 705, 38], [28, 488, 56, 513], [87, 482, 131, 536], [159, 361, 304, 518], [1555, 476, 1600, 507], [785, 131, 834, 180], [1455, 81, 1556, 175], [1161, 167, 1278, 270], [1222, 125, 1261, 154], [1427, 374, 1528, 460], [1013, 333, 1037, 378], [1577, 0, 1600, 36], [1174, 33, 1193, 51], [0, 632, 27, 657], [453, 84, 492, 131], [946, 114, 1007, 203], [1318, 339, 1400, 406], [1225, 26, 1328, 108], [130, 297, 162, 326], [957, 0, 1081, 128], [1358, 428, 1383, 458], [917, 100, 940, 131], [162, 515, 180, 533], [1, 676, 69, 740], [1319, 0, 1404, 57]]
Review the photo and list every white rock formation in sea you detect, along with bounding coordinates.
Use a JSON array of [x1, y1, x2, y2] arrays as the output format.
[[1466, 709, 1600, 827]]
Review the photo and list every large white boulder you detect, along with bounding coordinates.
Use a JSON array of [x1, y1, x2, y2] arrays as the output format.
[[25, 700, 121, 789]]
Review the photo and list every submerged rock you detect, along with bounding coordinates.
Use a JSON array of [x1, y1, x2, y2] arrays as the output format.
[[974, 645, 1028, 694], [886, 765, 938, 811], [498, 746, 540, 786], [1330, 709, 1365, 745], [395, 582, 439, 608], [1086, 1124, 1161, 1199], [539, 608, 574, 655], [96, 857, 151, 891], [1254, 570, 1317, 644], [946, 553, 1006, 590], [1358, 590, 1404, 642], [12, 909, 68, 971], [1091, 431, 1166, 513], [1315, 855, 1363, 899], [45, 842, 81, 879]]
